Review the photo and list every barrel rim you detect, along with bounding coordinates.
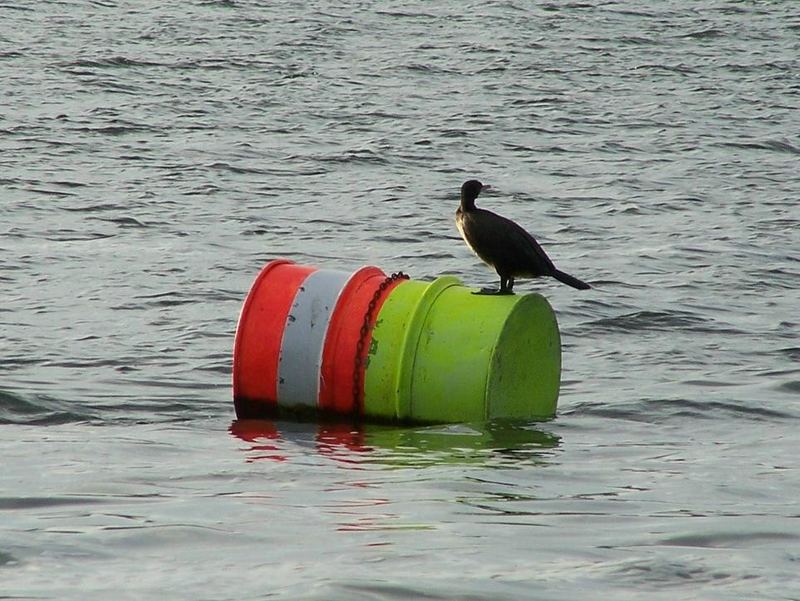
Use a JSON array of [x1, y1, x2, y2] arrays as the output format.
[[232, 258, 295, 401], [485, 291, 561, 420], [397, 275, 462, 420]]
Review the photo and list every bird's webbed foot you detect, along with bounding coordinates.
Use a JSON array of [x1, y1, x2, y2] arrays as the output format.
[[471, 277, 516, 296], [472, 286, 516, 296], [473, 287, 504, 295]]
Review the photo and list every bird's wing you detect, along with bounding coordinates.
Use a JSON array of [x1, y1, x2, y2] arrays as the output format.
[[501, 215, 557, 273]]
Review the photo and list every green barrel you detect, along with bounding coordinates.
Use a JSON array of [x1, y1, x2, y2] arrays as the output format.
[[363, 276, 561, 423]]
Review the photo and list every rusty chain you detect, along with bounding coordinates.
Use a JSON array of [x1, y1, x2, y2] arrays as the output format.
[[352, 271, 409, 412]]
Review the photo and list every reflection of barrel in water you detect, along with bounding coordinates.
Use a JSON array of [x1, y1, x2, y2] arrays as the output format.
[[233, 260, 561, 425], [229, 418, 561, 468]]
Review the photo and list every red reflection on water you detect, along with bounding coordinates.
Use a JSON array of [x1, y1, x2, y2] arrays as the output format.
[[315, 422, 372, 464], [229, 419, 376, 465], [228, 419, 287, 463]]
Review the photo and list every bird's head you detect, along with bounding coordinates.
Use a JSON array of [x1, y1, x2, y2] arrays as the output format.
[[460, 179, 486, 210]]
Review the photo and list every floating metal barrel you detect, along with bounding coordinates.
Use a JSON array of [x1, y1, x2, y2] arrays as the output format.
[[233, 260, 561, 423]]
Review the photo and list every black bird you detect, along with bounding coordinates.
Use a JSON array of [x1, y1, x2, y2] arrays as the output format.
[[455, 179, 591, 294]]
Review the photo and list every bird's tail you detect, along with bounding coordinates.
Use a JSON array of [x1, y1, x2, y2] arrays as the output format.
[[552, 269, 591, 290]]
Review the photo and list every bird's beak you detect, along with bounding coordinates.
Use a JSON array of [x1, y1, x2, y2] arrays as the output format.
[[482, 184, 492, 191]]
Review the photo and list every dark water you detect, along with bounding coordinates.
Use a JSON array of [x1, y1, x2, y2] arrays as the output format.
[[2, 1, 799, 599]]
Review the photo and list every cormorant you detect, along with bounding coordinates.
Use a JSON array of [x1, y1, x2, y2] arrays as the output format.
[[455, 179, 591, 294]]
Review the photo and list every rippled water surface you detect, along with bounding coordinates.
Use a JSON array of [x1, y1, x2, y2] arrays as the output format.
[[2, 1, 799, 599]]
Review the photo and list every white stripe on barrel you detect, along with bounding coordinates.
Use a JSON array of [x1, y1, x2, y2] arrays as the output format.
[[277, 269, 351, 408]]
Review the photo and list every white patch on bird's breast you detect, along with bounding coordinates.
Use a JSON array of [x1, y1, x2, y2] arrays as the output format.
[[455, 213, 468, 242], [455, 213, 471, 248], [456, 212, 493, 266]]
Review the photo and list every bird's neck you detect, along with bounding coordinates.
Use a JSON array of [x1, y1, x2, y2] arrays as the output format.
[[460, 197, 476, 212]]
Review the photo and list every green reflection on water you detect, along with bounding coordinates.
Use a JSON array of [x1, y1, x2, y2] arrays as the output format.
[[230, 418, 560, 468]]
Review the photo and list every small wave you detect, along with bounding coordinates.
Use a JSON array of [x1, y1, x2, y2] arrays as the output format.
[[634, 63, 698, 75], [206, 162, 271, 175], [678, 28, 726, 39], [25, 187, 77, 198], [394, 251, 455, 261], [0, 357, 43, 371], [503, 142, 570, 154], [542, 2, 595, 10], [777, 380, 800, 394], [97, 216, 148, 228], [437, 129, 469, 138], [401, 62, 459, 75], [564, 398, 796, 424], [774, 346, 800, 362], [172, 57, 276, 71], [510, 96, 570, 106], [605, 8, 660, 17], [717, 139, 800, 155], [292, 149, 390, 166], [0, 4, 33, 11], [377, 235, 425, 244], [61, 202, 127, 213], [712, 5, 750, 14], [0, 389, 102, 425], [581, 310, 741, 335], [375, 10, 439, 19], [51, 180, 89, 188], [60, 56, 164, 69], [0, 496, 110, 510], [112, 290, 196, 310], [43, 230, 115, 242], [659, 530, 799, 548], [617, 35, 657, 45], [724, 60, 795, 73], [72, 119, 161, 136], [610, 556, 758, 589]]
